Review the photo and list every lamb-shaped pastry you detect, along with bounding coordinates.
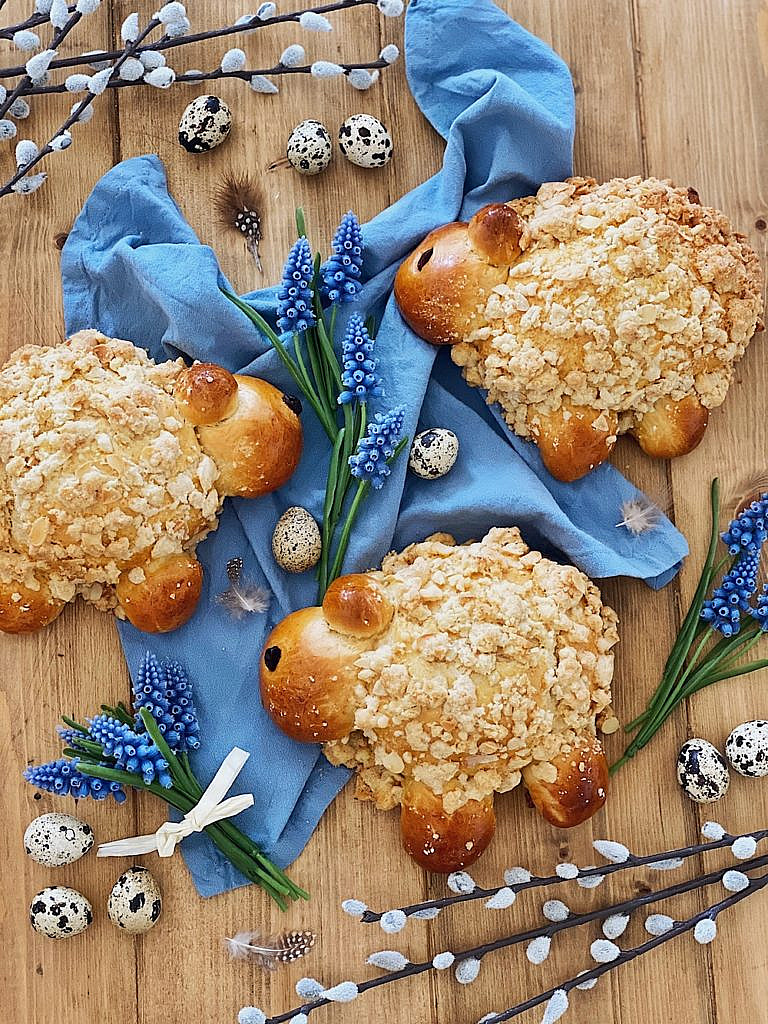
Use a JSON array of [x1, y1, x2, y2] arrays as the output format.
[[0, 330, 302, 634], [261, 528, 618, 872], [395, 176, 763, 482]]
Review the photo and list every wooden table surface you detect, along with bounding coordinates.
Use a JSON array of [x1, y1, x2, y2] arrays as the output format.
[[2, 1, 767, 1022]]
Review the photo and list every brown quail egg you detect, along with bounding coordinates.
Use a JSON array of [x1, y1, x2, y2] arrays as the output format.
[[30, 885, 93, 939], [409, 428, 459, 480], [677, 738, 730, 803], [24, 812, 94, 867], [338, 114, 393, 169], [272, 506, 321, 573], [178, 95, 232, 153], [108, 866, 163, 934], [286, 119, 332, 175], [725, 720, 768, 777]]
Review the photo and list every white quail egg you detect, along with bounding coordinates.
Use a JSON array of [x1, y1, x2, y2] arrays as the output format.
[[108, 866, 163, 934], [286, 119, 332, 175], [178, 95, 232, 153], [409, 428, 459, 480], [272, 506, 321, 573], [676, 738, 730, 803], [338, 114, 393, 169], [24, 812, 94, 868], [725, 720, 768, 777], [30, 886, 93, 939]]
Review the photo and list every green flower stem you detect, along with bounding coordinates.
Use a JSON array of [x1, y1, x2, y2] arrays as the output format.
[[139, 710, 306, 899], [62, 715, 88, 734], [77, 761, 294, 906], [220, 287, 336, 440], [625, 479, 723, 737], [318, 428, 345, 596], [328, 479, 368, 584]]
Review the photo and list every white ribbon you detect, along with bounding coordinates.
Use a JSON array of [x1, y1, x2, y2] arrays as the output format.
[[97, 747, 255, 859]]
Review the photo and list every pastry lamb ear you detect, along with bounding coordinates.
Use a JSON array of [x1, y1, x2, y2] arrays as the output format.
[[0, 332, 303, 634], [396, 176, 764, 481], [260, 528, 619, 873]]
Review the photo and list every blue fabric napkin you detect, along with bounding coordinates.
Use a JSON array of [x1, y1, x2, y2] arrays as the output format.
[[61, 0, 688, 897]]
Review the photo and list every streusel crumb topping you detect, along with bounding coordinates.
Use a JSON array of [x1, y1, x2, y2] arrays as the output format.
[[0, 331, 220, 606], [324, 528, 619, 814], [452, 176, 763, 439]]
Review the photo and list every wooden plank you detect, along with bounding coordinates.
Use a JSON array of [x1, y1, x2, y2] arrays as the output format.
[[0, 5, 140, 1024], [633, 3, 768, 1024]]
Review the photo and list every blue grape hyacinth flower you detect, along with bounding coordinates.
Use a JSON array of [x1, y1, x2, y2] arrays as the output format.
[[23, 757, 126, 802], [87, 714, 172, 787], [338, 313, 383, 405], [162, 658, 201, 751], [349, 406, 405, 490], [133, 650, 178, 744], [319, 211, 363, 305], [276, 236, 316, 336], [701, 493, 768, 636]]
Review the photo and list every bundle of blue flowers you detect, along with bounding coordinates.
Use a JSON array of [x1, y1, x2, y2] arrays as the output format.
[[24, 652, 307, 909], [616, 480, 768, 770], [222, 209, 407, 599]]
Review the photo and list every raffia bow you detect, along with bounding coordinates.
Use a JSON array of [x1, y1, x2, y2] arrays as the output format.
[[97, 746, 254, 858]]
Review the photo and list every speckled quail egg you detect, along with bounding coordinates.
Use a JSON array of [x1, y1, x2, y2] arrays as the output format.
[[725, 720, 768, 777], [108, 867, 163, 934], [677, 738, 731, 803], [338, 114, 393, 169], [178, 95, 232, 153], [24, 812, 94, 868], [29, 886, 93, 940], [272, 506, 322, 573], [286, 119, 332, 175], [409, 428, 459, 480]]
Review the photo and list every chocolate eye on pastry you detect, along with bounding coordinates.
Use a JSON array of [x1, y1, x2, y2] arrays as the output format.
[[395, 176, 764, 481], [261, 528, 619, 873], [0, 330, 303, 634]]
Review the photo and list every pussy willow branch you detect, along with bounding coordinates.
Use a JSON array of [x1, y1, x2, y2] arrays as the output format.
[[0, 16, 159, 198], [482, 868, 768, 1024], [0, 6, 74, 40], [359, 828, 768, 922], [20, 57, 389, 95], [263, 855, 768, 1023], [0, 0, 379, 79], [0, 7, 82, 119]]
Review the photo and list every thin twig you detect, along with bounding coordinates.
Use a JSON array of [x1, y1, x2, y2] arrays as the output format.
[[0, 6, 73, 40], [482, 867, 768, 1024], [0, 15, 159, 198], [0, 0, 379, 80], [358, 827, 768, 923], [0, 8, 82, 119], [19, 57, 388, 95], [262, 855, 768, 1023]]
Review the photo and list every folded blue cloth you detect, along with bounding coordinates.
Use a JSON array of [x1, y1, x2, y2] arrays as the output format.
[[61, 0, 687, 897]]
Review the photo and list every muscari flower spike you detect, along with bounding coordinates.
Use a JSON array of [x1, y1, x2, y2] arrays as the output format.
[[132, 651, 177, 741], [87, 714, 172, 787], [162, 658, 201, 751], [24, 757, 126, 802], [349, 406, 405, 490], [319, 211, 363, 304], [701, 493, 768, 635], [338, 314, 383, 405], [277, 237, 316, 336]]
